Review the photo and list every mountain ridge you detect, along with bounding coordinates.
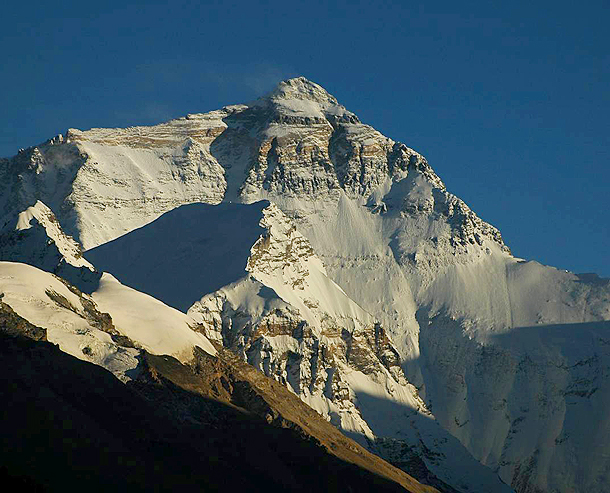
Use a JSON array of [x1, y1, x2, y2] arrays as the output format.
[[0, 316, 436, 492]]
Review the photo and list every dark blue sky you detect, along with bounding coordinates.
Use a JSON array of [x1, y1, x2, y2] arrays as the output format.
[[2, 0, 608, 276]]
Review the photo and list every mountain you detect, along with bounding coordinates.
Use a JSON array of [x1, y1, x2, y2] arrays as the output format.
[[1, 76, 608, 492], [85, 200, 511, 492], [0, 274, 435, 492]]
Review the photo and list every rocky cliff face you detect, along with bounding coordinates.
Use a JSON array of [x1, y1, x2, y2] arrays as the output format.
[[1, 77, 609, 492]]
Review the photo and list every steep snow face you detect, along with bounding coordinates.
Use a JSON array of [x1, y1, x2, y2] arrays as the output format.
[[288, 187, 610, 491], [262, 176, 514, 389], [413, 257, 610, 492], [91, 273, 216, 360], [0, 262, 138, 381]]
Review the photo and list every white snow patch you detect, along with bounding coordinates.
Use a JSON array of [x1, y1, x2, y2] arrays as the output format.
[[92, 273, 216, 361], [0, 262, 138, 381]]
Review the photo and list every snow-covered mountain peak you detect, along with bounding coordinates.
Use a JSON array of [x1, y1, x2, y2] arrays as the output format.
[[267, 76, 340, 106], [0, 77, 508, 260], [251, 76, 359, 124]]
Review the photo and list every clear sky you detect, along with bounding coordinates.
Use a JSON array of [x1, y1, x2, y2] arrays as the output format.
[[2, 0, 608, 276]]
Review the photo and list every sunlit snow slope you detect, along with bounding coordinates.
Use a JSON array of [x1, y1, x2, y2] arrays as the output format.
[[0, 262, 215, 379]]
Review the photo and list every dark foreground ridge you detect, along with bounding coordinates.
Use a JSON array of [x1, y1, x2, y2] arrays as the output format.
[[0, 323, 437, 492]]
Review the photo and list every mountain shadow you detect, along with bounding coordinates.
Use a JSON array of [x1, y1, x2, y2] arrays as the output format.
[[85, 201, 269, 311], [347, 389, 514, 493]]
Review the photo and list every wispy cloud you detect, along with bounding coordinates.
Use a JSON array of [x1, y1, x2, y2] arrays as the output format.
[[109, 59, 300, 125], [200, 61, 299, 99], [113, 102, 174, 126]]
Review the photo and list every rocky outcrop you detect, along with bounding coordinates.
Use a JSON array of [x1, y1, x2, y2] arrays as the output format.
[[0, 299, 47, 341]]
